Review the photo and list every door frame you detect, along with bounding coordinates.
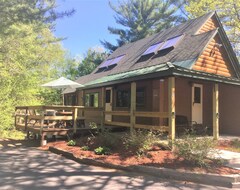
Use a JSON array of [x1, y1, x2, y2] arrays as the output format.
[[191, 83, 203, 124], [105, 87, 113, 121]]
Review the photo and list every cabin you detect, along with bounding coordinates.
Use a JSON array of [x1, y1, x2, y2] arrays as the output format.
[[15, 12, 240, 145], [64, 12, 240, 140]]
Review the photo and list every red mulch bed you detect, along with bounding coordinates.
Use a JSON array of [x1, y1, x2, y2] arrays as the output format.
[[217, 140, 240, 153], [43, 139, 240, 175]]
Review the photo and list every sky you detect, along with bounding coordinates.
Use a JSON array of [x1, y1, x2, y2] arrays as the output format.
[[55, 0, 119, 57]]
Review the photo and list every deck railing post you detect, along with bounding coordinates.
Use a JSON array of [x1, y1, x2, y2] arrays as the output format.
[[213, 83, 219, 140], [24, 108, 28, 131], [130, 82, 136, 133], [168, 77, 175, 142], [73, 107, 78, 133]]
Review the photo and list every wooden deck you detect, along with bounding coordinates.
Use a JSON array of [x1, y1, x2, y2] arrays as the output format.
[[15, 105, 103, 145], [15, 105, 172, 146]]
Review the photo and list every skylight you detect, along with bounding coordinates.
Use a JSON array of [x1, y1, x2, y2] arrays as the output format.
[[142, 41, 164, 56], [99, 59, 113, 68], [110, 55, 125, 65], [99, 55, 125, 68], [159, 35, 183, 51]]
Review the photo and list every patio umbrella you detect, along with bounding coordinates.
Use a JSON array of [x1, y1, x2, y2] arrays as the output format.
[[41, 77, 84, 104]]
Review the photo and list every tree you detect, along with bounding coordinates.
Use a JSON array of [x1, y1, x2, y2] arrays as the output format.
[[101, 0, 185, 52], [77, 48, 108, 77], [182, 0, 240, 56], [0, 0, 74, 130]]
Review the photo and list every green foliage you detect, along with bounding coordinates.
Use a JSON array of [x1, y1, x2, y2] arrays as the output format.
[[89, 122, 120, 149], [0, 0, 74, 131], [77, 48, 108, 77], [182, 0, 240, 56], [81, 145, 90, 151], [94, 146, 111, 155], [67, 140, 76, 146], [123, 130, 162, 156], [231, 138, 240, 150], [173, 133, 217, 167], [101, 0, 185, 51], [0, 129, 25, 140]]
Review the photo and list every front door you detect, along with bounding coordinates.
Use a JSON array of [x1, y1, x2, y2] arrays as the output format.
[[192, 84, 203, 124], [105, 88, 112, 121]]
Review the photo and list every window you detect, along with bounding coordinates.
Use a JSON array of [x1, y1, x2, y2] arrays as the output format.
[[64, 94, 76, 106], [136, 88, 145, 107], [116, 90, 130, 107], [194, 87, 201, 103], [116, 88, 145, 108], [85, 93, 99, 107], [105, 90, 111, 103]]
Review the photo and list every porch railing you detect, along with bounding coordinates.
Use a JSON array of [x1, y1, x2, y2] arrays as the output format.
[[15, 105, 169, 136], [104, 111, 169, 132]]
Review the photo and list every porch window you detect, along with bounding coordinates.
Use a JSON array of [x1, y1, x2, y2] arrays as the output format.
[[64, 94, 76, 106], [85, 93, 99, 107], [116, 90, 130, 107], [136, 88, 145, 107], [116, 88, 145, 108]]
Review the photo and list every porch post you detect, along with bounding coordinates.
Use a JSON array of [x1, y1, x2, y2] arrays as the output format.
[[168, 77, 175, 141], [213, 83, 219, 140], [130, 82, 136, 133], [101, 87, 105, 129]]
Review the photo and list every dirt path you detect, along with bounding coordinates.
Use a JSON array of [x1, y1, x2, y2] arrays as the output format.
[[0, 139, 233, 190]]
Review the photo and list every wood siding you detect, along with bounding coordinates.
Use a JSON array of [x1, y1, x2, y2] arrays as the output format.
[[192, 35, 236, 77], [219, 84, 240, 135], [197, 17, 218, 34]]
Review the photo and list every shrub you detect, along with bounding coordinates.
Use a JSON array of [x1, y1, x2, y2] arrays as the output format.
[[81, 145, 90, 151], [0, 129, 25, 140], [173, 133, 218, 167], [231, 138, 240, 149], [89, 122, 121, 149], [94, 146, 111, 155], [67, 140, 76, 146], [123, 129, 162, 156]]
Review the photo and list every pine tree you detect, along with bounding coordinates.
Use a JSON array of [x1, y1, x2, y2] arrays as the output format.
[[101, 0, 185, 52]]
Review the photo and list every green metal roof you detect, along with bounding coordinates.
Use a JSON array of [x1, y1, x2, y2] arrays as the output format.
[[79, 60, 240, 89], [83, 63, 171, 87]]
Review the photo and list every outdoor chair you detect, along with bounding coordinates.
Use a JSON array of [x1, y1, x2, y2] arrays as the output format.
[[175, 115, 197, 136]]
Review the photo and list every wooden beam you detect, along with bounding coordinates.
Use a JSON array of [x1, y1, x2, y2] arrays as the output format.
[[104, 111, 130, 116], [104, 121, 131, 127], [130, 82, 136, 132], [168, 77, 175, 141], [213, 83, 219, 140], [24, 108, 28, 131]]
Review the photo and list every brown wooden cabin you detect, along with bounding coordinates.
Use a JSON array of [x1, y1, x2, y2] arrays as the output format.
[[64, 12, 240, 140]]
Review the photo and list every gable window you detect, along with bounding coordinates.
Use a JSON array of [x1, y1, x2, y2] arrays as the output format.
[[85, 93, 99, 107]]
